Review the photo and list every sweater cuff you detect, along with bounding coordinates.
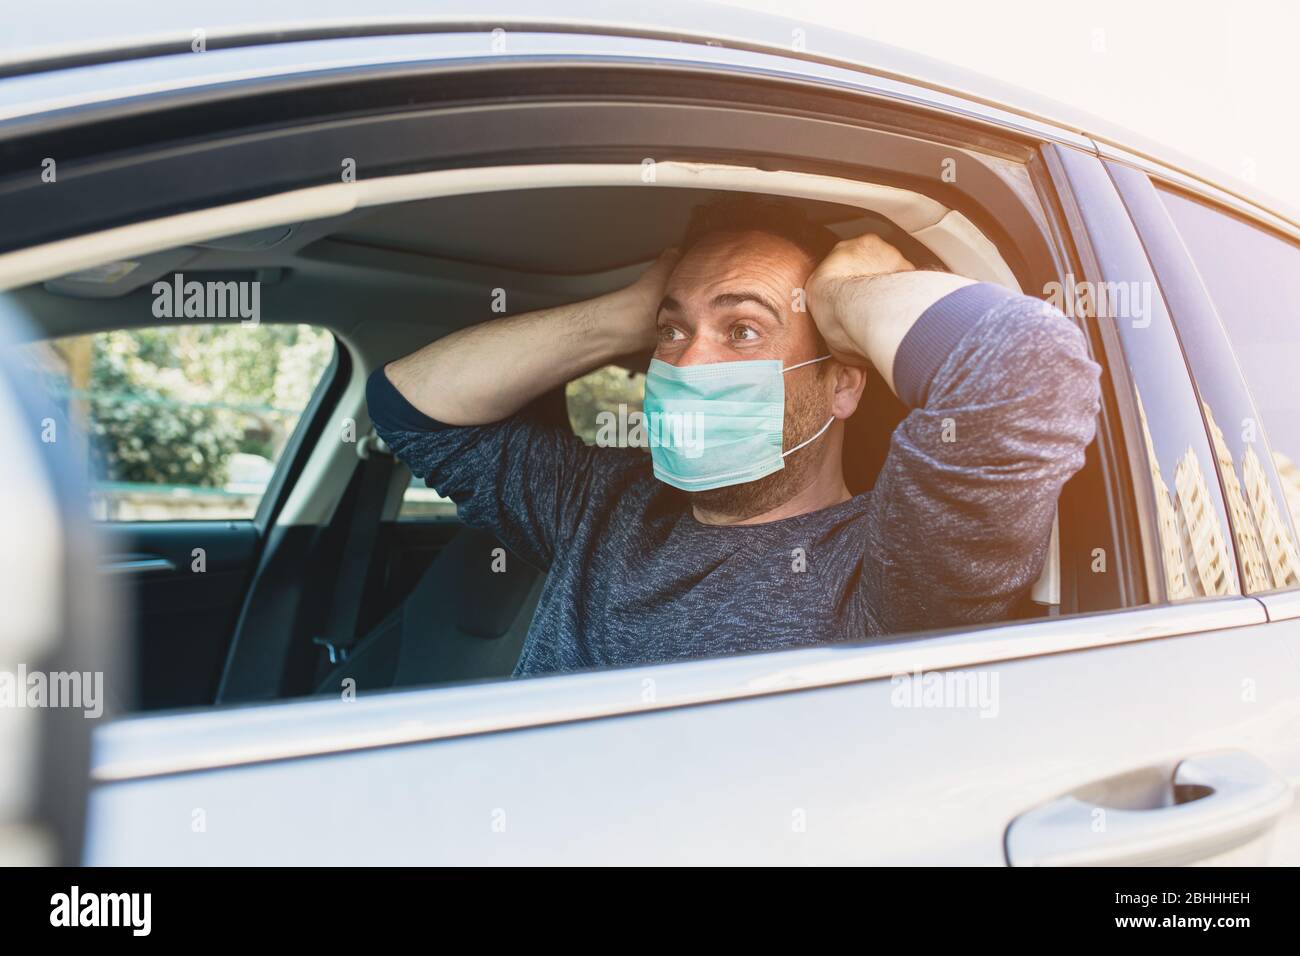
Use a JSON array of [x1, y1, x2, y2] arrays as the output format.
[[892, 282, 1018, 408], [366, 365, 449, 434]]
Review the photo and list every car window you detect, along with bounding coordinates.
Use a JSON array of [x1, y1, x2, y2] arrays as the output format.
[[1158, 188, 1300, 590], [397, 474, 458, 520], [21, 324, 334, 521], [565, 364, 646, 446]]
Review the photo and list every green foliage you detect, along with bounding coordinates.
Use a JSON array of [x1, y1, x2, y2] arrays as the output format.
[[83, 324, 333, 487], [565, 364, 646, 445]]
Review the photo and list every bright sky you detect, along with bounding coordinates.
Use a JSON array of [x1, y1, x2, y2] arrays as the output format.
[[719, 0, 1300, 210]]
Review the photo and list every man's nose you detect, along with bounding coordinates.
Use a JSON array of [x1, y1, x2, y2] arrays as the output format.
[[674, 337, 733, 367]]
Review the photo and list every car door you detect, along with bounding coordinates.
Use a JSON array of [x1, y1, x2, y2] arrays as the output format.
[[3, 26, 1298, 865]]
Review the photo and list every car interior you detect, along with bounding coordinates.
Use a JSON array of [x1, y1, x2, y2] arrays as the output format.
[[3, 162, 1113, 714]]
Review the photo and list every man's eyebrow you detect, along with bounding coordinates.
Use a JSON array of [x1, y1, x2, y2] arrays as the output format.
[[710, 291, 784, 323], [658, 295, 681, 314]]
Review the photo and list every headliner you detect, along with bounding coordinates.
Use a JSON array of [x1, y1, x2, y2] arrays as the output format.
[[12, 186, 942, 342]]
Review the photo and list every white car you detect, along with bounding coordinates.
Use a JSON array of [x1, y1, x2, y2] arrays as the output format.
[[2, 1, 1299, 867]]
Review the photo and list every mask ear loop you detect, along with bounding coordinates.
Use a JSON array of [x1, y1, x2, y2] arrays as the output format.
[[782, 414, 836, 458], [782, 354, 832, 374], [780, 354, 835, 458]]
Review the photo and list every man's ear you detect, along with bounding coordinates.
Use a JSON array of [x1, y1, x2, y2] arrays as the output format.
[[830, 363, 867, 419]]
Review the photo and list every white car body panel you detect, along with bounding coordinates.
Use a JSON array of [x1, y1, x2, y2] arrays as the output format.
[[2, 5, 1297, 867], [85, 610, 1300, 865]]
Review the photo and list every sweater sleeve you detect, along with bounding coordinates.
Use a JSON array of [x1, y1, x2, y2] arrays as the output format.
[[366, 366, 628, 572], [860, 284, 1102, 634]]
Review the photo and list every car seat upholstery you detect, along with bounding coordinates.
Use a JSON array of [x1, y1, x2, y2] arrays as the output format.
[[316, 526, 544, 694]]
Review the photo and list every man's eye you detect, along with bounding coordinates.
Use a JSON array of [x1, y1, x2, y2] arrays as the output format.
[[657, 325, 682, 343], [730, 324, 758, 341]]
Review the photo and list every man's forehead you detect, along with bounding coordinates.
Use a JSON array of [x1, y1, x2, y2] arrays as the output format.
[[666, 231, 813, 297]]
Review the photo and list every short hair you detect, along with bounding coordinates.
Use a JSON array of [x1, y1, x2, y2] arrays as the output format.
[[678, 195, 839, 263]]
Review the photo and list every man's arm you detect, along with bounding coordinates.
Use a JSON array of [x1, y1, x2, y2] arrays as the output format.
[[386, 250, 676, 424], [809, 235, 1102, 633], [371, 252, 675, 570]]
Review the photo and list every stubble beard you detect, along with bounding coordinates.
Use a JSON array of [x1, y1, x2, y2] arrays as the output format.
[[688, 367, 833, 522]]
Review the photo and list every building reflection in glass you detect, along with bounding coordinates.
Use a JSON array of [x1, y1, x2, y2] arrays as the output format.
[[1132, 384, 1300, 599], [1133, 387, 1236, 599]]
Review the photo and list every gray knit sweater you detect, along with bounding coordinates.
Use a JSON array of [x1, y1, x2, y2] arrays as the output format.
[[368, 283, 1102, 677]]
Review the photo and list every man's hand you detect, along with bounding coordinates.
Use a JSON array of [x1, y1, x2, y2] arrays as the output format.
[[610, 248, 679, 352], [806, 234, 915, 363], [806, 233, 976, 396]]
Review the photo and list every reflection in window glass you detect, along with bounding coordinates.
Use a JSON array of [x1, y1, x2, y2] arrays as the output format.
[[1132, 387, 1235, 599], [1202, 400, 1300, 591], [1159, 188, 1300, 591], [20, 324, 334, 521]]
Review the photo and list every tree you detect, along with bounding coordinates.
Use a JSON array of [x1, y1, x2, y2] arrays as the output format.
[[565, 364, 646, 445], [82, 324, 333, 487]]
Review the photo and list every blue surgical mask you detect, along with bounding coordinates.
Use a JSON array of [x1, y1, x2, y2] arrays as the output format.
[[641, 354, 834, 491]]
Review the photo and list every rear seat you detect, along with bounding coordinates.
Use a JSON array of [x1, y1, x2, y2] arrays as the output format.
[[316, 527, 543, 693]]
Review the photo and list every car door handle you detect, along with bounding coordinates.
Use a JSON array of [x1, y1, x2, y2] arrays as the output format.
[[1005, 751, 1293, 866]]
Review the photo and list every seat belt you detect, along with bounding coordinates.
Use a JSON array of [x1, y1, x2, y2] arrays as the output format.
[[312, 430, 397, 671]]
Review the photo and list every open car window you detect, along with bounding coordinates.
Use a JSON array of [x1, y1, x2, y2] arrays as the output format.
[[3, 158, 1119, 712]]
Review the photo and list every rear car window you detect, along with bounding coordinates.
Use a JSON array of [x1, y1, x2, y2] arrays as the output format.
[[22, 323, 334, 521], [397, 473, 458, 520], [1158, 188, 1300, 576], [565, 363, 646, 445]]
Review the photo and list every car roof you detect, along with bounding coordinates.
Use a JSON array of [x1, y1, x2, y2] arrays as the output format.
[[0, 1, 1128, 138], [2, 0, 1296, 232]]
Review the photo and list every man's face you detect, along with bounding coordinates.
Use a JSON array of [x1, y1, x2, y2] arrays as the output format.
[[653, 229, 841, 518]]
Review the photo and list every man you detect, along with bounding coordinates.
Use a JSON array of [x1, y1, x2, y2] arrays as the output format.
[[370, 196, 1101, 676]]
